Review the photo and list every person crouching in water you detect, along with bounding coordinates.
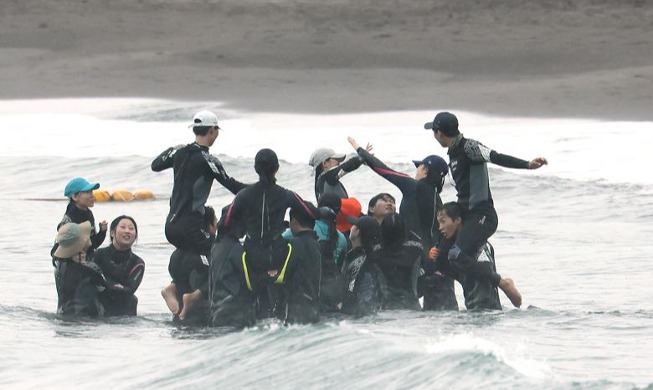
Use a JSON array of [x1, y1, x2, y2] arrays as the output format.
[[341, 216, 385, 317], [376, 213, 424, 311], [94, 216, 145, 316], [52, 221, 107, 316], [277, 206, 323, 324], [161, 206, 217, 322], [221, 148, 328, 324], [429, 202, 521, 310]]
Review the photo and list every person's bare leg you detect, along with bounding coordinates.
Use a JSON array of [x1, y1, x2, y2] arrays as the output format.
[[498, 278, 522, 308], [161, 283, 180, 315], [179, 289, 203, 320]]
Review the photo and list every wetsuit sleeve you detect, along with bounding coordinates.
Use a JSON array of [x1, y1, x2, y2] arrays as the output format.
[[464, 139, 529, 168], [151, 147, 176, 172], [318, 154, 363, 186], [356, 147, 415, 194], [222, 195, 243, 229], [90, 230, 106, 250], [122, 255, 145, 294], [489, 151, 530, 169], [202, 152, 248, 195], [287, 190, 320, 220]]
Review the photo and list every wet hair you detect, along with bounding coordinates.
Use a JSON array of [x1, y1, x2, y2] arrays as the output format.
[[440, 202, 463, 221], [110, 215, 138, 240], [254, 148, 280, 185], [367, 192, 395, 215], [352, 216, 380, 253], [380, 212, 406, 250], [204, 206, 216, 229], [289, 203, 316, 230], [217, 204, 245, 239]]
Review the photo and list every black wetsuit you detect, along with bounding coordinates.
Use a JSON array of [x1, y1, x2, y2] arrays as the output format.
[[53, 256, 106, 316], [341, 246, 385, 317], [314, 155, 363, 201], [209, 231, 253, 328], [377, 238, 425, 311], [151, 142, 247, 255], [447, 134, 530, 286], [95, 244, 145, 316], [426, 239, 501, 310], [223, 179, 321, 318], [52, 203, 106, 259], [281, 230, 322, 324], [354, 147, 457, 311]]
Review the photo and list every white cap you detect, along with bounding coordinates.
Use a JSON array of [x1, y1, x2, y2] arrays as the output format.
[[189, 110, 219, 129]]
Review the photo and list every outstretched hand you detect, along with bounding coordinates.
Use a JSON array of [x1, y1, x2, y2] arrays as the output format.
[[528, 157, 548, 170], [347, 136, 360, 150], [348, 136, 374, 154]]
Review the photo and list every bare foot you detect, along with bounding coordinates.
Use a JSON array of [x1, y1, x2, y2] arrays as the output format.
[[498, 278, 522, 308], [161, 283, 180, 315], [179, 289, 203, 321]]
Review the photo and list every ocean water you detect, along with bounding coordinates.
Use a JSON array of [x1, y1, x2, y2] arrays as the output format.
[[0, 99, 651, 389]]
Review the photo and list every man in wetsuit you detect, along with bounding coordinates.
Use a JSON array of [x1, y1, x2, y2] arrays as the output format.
[[424, 112, 546, 306], [152, 110, 248, 318]]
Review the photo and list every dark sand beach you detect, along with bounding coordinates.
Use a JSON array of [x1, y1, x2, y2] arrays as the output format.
[[1, 0, 653, 120]]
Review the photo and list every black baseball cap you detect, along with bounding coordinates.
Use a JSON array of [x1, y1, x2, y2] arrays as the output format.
[[424, 112, 459, 135]]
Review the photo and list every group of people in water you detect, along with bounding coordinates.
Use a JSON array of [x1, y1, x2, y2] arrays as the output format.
[[50, 110, 547, 326]]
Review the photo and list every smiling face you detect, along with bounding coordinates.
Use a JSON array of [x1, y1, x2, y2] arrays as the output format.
[[437, 209, 462, 240], [111, 218, 137, 250]]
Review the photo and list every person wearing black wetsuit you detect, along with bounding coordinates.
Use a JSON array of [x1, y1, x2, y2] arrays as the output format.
[[223, 148, 328, 320], [340, 216, 385, 317], [151, 111, 247, 256], [424, 112, 546, 307], [52, 221, 107, 316], [95, 216, 145, 316], [427, 202, 504, 310], [348, 136, 458, 311], [309, 148, 364, 201], [52, 177, 107, 260], [278, 207, 322, 324], [376, 213, 424, 311], [152, 111, 248, 320]]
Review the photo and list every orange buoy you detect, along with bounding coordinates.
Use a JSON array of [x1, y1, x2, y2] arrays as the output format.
[[133, 189, 155, 200], [93, 189, 111, 202], [111, 190, 135, 202]]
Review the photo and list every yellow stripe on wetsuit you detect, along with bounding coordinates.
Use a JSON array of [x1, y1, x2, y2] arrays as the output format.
[[242, 243, 292, 291]]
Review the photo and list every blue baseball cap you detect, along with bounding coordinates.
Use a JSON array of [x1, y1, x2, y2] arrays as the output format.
[[64, 177, 100, 198], [412, 155, 449, 176]]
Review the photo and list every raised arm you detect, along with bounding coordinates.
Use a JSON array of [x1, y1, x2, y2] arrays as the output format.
[[348, 136, 416, 193]]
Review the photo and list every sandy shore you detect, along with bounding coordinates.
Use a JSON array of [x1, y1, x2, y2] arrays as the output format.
[[1, 0, 653, 120]]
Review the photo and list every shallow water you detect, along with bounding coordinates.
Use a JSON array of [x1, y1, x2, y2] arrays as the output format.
[[1, 99, 651, 389]]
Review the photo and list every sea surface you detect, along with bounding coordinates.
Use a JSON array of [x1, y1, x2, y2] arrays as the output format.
[[0, 99, 651, 389]]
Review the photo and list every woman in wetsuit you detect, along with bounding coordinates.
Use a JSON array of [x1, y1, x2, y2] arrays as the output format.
[[223, 148, 326, 319], [94, 215, 145, 316]]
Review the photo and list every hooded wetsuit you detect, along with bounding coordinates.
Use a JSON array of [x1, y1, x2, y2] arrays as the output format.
[[151, 142, 247, 255]]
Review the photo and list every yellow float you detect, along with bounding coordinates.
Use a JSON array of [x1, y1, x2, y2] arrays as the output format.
[[93, 189, 155, 202]]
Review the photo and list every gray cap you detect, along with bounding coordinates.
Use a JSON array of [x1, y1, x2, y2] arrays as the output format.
[[308, 148, 346, 168]]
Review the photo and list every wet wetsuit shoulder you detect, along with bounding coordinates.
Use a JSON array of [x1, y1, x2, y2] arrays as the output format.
[[315, 154, 363, 199]]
